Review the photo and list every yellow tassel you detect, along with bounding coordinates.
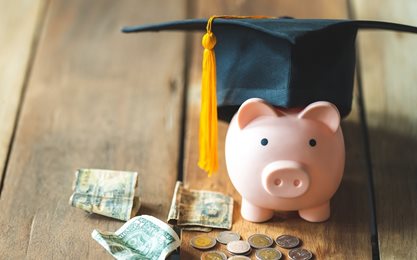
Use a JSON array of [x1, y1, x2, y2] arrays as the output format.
[[198, 15, 274, 176], [199, 30, 218, 176]]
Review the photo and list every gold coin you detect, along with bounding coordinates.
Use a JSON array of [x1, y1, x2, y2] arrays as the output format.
[[248, 234, 273, 249], [190, 235, 217, 250], [255, 248, 282, 260], [201, 250, 227, 260]]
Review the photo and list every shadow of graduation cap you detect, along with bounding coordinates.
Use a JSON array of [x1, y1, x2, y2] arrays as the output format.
[[122, 15, 417, 175]]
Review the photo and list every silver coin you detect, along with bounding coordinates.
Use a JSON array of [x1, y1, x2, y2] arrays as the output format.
[[201, 250, 228, 260], [217, 231, 241, 244], [248, 234, 274, 249], [255, 248, 282, 260], [288, 248, 313, 260], [227, 256, 251, 260], [227, 240, 251, 255], [190, 235, 217, 250], [275, 235, 300, 249]]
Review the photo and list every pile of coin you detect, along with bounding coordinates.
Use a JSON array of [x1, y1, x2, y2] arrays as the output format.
[[191, 231, 313, 260]]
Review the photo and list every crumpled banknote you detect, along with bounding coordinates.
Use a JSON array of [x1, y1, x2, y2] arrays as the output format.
[[92, 215, 180, 260], [167, 181, 233, 231], [69, 169, 140, 221]]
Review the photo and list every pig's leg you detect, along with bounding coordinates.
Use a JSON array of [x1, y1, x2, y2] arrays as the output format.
[[298, 201, 330, 222], [241, 198, 274, 222]]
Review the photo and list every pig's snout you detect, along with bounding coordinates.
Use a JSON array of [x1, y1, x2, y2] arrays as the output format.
[[262, 161, 310, 198]]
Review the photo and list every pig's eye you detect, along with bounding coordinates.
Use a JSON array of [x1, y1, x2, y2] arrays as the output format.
[[309, 138, 317, 147], [261, 138, 268, 146]]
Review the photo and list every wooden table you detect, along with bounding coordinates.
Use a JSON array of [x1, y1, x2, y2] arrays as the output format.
[[1, 0, 416, 259]]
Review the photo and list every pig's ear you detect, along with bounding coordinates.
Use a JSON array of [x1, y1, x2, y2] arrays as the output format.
[[298, 101, 340, 133], [237, 98, 284, 129]]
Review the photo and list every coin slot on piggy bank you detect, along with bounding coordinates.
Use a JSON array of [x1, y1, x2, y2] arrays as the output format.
[[225, 98, 345, 222]]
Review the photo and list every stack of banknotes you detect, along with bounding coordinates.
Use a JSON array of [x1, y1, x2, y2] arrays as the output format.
[[167, 181, 234, 231], [68, 169, 183, 259], [69, 171, 232, 259], [69, 169, 140, 221]]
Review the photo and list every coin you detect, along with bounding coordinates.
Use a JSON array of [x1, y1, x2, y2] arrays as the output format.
[[227, 240, 251, 255], [217, 231, 241, 244], [243, 248, 252, 256], [255, 248, 282, 260], [288, 248, 313, 260], [190, 235, 217, 250], [275, 235, 300, 249], [201, 250, 228, 260], [248, 234, 274, 249], [227, 256, 251, 260]]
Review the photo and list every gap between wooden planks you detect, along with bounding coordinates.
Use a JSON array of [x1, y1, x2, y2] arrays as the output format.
[[181, 0, 372, 259], [0, 0, 187, 259]]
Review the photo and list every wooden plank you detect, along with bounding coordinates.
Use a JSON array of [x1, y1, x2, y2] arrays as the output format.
[[181, 0, 373, 259], [0, 0, 186, 259], [351, 1, 417, 258], [0, 0, 48, 189]]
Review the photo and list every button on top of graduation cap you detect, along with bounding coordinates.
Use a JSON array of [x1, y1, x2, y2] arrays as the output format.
[[123, 16, 417, 175]]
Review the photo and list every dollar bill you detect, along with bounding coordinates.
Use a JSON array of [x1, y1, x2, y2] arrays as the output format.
[[167, 181, 233, 230], [92, 215, 180, 260], [69, 169, 140, 221]]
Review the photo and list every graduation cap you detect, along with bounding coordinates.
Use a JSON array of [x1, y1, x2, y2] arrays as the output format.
[[122, 16, 417, 175]]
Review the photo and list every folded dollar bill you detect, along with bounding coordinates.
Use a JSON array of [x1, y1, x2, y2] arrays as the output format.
[[92, 215, 180, 260], [168, 181, 233, 231], [69, 169, 140, 221]]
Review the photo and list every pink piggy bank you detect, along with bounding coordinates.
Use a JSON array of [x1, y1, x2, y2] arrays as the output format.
[[225, 98, 345, 222]]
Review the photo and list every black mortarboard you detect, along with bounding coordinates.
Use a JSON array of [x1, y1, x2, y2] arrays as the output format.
[[122, 16, 417, 174]]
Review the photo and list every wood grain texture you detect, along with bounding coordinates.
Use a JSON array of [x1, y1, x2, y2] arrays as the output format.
[[181, 0, 372, 259], [0, 0, 185, 259], [351, 0, 417, 258], [0, 0, 48, 189]]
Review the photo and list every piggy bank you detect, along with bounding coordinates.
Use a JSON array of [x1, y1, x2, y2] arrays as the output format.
[[225, 98, 345, 222]]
